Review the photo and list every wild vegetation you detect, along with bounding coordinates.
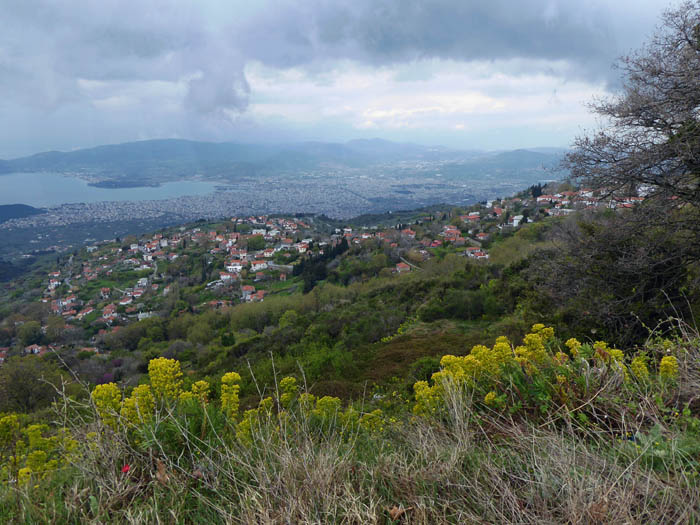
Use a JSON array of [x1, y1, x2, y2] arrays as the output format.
[[2, 324, 699, 523], [1, 2, 700, 523]]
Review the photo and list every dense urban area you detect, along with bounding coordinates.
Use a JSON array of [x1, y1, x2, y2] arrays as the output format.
[[0, 150, 562, 258]]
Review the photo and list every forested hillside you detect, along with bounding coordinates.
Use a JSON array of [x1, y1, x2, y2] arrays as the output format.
[[0, 204, 44, 224]]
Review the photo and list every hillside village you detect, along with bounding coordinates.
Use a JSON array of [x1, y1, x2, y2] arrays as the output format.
[[0, 183, 645, 365]]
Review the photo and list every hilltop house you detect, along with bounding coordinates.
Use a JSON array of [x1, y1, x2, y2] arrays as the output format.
[[396, 262, 411, 273]]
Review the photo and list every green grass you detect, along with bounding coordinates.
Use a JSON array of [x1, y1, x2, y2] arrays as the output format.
[[264, 276, 302, 294]]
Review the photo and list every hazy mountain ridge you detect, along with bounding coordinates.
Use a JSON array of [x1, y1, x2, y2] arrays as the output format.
[[0, 139, 566, 186], [0, 204, 45, 224]]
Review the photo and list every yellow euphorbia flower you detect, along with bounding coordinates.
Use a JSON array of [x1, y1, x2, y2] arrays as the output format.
[[630, 356, 649, 381], [565, 338, 582, 356], [121, 384, 155, 425], [91, 383, 122, 428], [221, 372, 242, 418], [148, 358, 183, 399], [659, 356, 679, 380], [190, 380, 210, 403], [279, 377, 298, 408]]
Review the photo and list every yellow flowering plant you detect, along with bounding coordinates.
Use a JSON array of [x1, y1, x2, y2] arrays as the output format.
[[359, 409, 384, 433], [179, 380, 211, 404], [220, 372, 242, 418], [279, 376, 298, 408], [412, 325, 631, 418], [121, 384, 156, 426], [410, 324, 697, 425], [148, 357, 183, 399], [0, 420, 76, 485], [91, 383, 122, 428], [565, 338, 582, 357], [190, 380, 210, 403], [313, 396, 342, 420], [630, 356, 650, 381], [0, 414, 21, 457], [659, 355, 679, 380], [235, 396, 274, 445]]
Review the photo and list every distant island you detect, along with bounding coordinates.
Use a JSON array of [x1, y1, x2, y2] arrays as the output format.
[[87, 180, 162, 189]]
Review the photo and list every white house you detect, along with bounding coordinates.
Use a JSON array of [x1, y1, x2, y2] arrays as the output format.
[[250, 260, 268, 271], [226, 261, 245, 273]]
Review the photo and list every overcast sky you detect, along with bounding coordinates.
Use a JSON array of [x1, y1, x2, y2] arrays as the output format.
[[0, 0, 675, 157]]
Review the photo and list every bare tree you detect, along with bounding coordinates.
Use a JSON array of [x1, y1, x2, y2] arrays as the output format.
[[533, 3, 700, 343], [567, 1, 700, 210]]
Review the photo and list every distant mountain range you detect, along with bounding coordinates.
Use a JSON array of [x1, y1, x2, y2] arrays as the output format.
[[0, 139, 568, 187]]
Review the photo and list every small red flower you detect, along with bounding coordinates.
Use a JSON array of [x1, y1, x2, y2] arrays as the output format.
[[121, 464, 131, 473]]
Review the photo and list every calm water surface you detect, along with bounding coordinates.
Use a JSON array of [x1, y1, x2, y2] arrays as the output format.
[[0, 172, 218, 207]]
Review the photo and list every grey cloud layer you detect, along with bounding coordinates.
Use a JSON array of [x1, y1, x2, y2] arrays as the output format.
[[238, 0, 623, 82], [0, 0, 665, 155]]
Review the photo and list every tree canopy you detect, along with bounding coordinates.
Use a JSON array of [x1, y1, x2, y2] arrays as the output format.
[[567, 1, 700, 213], [539, 2, 700, 341], [0, 357, 65, 413]]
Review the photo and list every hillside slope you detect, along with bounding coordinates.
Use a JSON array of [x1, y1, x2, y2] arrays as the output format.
[[0, 204, 44, 223]]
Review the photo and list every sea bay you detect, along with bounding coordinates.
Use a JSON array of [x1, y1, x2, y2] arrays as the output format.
[[0, 172, 218, 207]]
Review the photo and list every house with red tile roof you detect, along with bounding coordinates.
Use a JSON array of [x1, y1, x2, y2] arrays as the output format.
[[396, 262, 411, 273]]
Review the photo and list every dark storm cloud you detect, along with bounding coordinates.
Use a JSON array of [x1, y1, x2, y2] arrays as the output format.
[[233, 0, 653, 84], [2, 0, 655, 105]]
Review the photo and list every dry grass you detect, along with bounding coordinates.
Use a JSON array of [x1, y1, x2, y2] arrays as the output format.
[[14, 387, 691, 524], [4, 333, 700, 524]]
